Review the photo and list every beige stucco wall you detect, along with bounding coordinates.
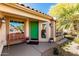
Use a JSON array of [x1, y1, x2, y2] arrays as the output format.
[[0, 21, 6, 55], [0, 22, 6, 45]]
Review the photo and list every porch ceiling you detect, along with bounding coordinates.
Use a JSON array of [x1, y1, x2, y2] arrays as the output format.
[[1, 11, 48, 22], [0, 3, 54, 22], [1, 11, 28, 20], [4, 3, 52, 20]]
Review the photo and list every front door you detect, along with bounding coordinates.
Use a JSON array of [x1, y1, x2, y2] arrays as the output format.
[[29, 21, 38, 40]]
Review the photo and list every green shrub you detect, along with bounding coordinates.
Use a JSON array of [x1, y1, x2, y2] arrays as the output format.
[[64, 35, 74, 40], [74, 38, 79, 44]]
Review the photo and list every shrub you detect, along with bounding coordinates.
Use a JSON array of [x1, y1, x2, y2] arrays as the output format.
[[64, 35, 74, 40], [74, 38, 79, 44]]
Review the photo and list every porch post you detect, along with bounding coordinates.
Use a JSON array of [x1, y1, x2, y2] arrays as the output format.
[[25, 18, 29, 40], [51, 20, 56, 42], [0, 14, 5, 55], [0, 13, 4, 28], [5, 17, 10, 45]]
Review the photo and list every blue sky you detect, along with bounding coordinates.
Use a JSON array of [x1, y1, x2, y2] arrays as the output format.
[[24, 3, 56, 14], [10, 22, 24, 27]]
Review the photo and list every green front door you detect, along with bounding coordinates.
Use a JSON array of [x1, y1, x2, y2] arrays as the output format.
[[30, 21, 38, 40]]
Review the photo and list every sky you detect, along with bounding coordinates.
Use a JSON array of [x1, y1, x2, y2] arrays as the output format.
[[10, 22, 24, 27], [24, 3, 56, 14]]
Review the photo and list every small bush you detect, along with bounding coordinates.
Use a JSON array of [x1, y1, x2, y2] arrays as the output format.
[[74, 38, 79, 44], [64, 35, 74, 40]]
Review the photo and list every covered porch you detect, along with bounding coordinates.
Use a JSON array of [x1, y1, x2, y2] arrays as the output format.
[[0, 3, 55, 55]]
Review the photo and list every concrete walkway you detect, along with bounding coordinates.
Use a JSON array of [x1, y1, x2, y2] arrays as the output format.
[[1, 39, 68, 56], [2, 43, 56, 56]]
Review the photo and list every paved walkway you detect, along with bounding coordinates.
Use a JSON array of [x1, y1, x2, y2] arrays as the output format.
[[1, 39, 68, 56], [2, 43, 56, 56]]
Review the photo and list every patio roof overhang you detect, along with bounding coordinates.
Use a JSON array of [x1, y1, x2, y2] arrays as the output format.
[[0, 3, 55, 22]]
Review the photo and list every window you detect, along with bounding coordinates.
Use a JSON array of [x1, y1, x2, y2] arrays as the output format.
[[9, 20, 24, 33], [41, 24, 46, 38], [9, 20, 25, 40]]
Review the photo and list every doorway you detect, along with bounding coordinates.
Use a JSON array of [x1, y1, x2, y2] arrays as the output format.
[[29, 21, 39, 41]]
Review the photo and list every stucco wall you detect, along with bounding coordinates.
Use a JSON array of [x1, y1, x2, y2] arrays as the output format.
[[0, 22, 6, 55], [0, 22, 6, 45]]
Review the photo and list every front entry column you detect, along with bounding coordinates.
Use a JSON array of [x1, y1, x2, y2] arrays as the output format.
[[51, 20, 56, 42], [25, 19, 29, 40], [0, 17, 6, 55]]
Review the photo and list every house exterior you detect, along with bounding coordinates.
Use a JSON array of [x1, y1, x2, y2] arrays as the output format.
[[0, 3, 56, 55]]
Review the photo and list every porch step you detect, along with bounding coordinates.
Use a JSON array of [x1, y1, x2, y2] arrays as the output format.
[[26, 40, 39, 45]]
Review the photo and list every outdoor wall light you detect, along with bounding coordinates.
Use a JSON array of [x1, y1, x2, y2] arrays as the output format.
[[53, 17, 56, 20], [49, 23, 53, 27], [49, 23, 51, 26], [2, 19, 5, 23], [0, 17, 5, 28], [1, 17, 5, 23]]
